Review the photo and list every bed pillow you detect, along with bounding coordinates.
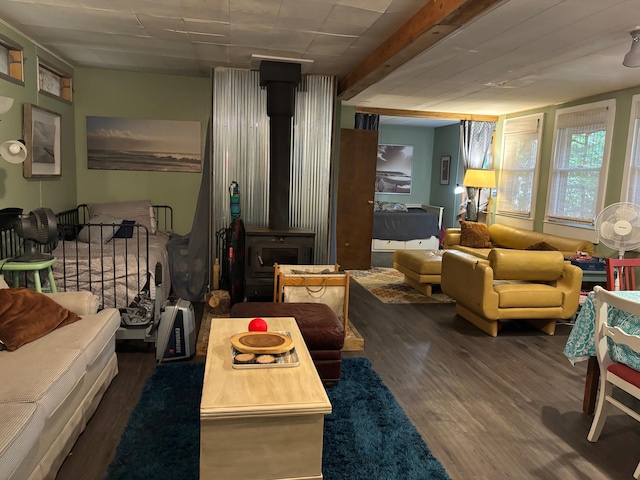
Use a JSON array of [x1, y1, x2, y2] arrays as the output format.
[[459, 221, 492, 248], [88, 200, 156, 234], [113, 219, 136, 239], [77, 214, 123, 243], [376, 201, 408, 212], [0, 288, 82, 351], [525, 241, 559, 251]]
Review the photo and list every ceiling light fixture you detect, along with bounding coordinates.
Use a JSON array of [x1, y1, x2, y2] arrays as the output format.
[[623, 30, 640, 68]]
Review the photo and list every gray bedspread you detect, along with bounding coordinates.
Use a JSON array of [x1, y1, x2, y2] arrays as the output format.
[[372, 208, 440, 241]]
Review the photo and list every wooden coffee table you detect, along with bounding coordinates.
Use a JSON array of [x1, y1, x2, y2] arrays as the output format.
[[200, 317, 332, 480]]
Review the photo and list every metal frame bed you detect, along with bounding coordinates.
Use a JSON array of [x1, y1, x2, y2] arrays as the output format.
[[371, 203, 444, 252], [0, 204, 173, 312]]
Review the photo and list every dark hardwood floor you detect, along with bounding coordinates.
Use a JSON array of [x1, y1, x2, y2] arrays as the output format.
[[57, 252, 640, 480]]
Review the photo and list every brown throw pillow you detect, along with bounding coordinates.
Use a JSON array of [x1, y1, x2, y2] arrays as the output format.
[[0, 288, 82, 351], [525, 241, 559, 251], [459, 221, 492, 248]]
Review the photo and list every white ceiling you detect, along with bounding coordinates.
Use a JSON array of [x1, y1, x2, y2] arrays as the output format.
[[379, 115, 458, 128], [1, 0, 639, 117]]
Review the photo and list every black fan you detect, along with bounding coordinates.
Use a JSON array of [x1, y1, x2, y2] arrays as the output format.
[[13, 208, 57, 262]]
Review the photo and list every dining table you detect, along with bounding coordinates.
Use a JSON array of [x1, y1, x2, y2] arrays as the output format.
[[563, 289, 640, 414]]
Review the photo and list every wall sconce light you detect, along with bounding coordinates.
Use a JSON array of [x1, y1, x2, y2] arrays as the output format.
[[0, 96, 14, 116], [623, 30, 640, 68], [0, 140, 27, 164]]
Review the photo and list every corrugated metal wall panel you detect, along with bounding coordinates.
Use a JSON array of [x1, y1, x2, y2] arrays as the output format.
[[211, 67, 335, 264]]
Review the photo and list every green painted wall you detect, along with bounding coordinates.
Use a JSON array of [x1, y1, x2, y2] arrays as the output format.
[[498, 84, 640, 254], [431, 124, 461, 229], [0, 24, 76, 214], [377, 124, 434, 205], [73, 68, 211, 234]]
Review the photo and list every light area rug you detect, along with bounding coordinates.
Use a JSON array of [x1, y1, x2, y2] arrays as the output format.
[[348, 267, 455, 304]]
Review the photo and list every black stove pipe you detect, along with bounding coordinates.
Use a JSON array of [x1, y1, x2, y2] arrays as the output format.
[[259, 61, 301, 231]]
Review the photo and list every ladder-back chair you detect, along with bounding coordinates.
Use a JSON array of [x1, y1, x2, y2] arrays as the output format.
[[606, 257, 640, 291], [588, 285, 640, 479]]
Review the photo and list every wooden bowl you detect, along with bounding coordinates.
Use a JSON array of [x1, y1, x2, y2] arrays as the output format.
[[229, 331, 293, 354]]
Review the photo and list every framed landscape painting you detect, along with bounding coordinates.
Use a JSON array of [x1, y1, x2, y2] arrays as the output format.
[[86, 116, 201, 172], [375, 144, 413, 194], [23, 104, 61, 177]]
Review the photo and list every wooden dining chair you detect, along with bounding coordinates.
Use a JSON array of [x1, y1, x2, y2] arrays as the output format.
[[588, 285, 640, 479], [606, 257, 640, 291], [583, 258, 640, 415]]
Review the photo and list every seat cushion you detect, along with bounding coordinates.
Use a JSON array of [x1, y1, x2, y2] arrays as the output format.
[[494, 282, 563, 308], [393, 250, 443, 275], [0, 403, 45, 480], [230, 302, 344, 350], [0, 346, 85, 419], [39, 309, 120, 366], [608, 363, 640, 389]]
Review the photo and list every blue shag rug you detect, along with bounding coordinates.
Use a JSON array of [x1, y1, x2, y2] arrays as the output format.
[[106, 357, 450, 480]]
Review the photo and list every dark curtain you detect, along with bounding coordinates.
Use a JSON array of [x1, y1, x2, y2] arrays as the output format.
[[166, 119, 211, 302], [355, 113, 379, 130]]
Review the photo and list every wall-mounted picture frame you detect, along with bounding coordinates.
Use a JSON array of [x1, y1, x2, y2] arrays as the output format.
[[375, 144, 413, 194], [86, 116, 201, 173], [23, 103, 61, 178], [440, 155, 451, 185]]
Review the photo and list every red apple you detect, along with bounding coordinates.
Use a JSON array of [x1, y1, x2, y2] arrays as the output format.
[[248, 318, 268, 332]]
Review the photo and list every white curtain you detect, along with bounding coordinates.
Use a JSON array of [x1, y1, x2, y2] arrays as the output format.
[[211, 67, 335, 263], [460, 120, 496, 221]]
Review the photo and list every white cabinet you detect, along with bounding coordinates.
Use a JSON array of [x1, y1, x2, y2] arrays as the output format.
[[372, 237, 439, 252]]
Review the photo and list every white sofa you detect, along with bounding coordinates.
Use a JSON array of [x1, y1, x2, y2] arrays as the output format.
[[0, 276, 120, 480]]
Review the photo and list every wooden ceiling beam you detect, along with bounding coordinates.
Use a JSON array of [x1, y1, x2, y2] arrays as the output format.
[[338, 0, 504, 101], [355, 106, 498, 122]]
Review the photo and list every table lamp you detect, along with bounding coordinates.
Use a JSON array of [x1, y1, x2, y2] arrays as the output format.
[[462, 169, 496, 221]]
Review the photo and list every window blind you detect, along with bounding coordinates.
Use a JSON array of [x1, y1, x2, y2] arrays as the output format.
[[546, 102, 613, 226], [497, 114, 542, 217]]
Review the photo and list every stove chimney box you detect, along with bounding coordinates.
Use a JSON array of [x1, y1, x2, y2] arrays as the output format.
[[259, 61, 301, 231]]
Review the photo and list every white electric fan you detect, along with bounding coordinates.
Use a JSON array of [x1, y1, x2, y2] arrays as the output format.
[[594, 202, 640, 259]]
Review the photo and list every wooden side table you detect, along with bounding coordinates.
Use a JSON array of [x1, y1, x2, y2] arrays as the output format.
[[0, 257, 58, 292]]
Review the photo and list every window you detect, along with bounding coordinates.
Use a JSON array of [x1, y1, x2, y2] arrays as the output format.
[[496, 113, 543, 219], [622, 94, 640, 205], [544, 100, 615, 240], [38, 59, 72, 102], [0, 35, 23, 84]]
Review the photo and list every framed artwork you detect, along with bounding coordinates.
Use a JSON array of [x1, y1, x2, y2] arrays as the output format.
[[440, 156, 451, 185], [86, 116, 201, 172], [23, 103, 61, 177], [375, 144, 413, 194]]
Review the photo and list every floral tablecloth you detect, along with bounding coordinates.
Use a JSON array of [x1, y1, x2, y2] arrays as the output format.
[[563, 290, 640, 370]]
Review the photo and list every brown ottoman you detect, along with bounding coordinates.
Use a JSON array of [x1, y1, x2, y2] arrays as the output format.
[[393, 250, 444, 296], [230, 302, 344, 383]]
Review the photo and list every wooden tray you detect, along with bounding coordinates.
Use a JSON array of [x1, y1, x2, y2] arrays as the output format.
[[229, 331, 294, 354]]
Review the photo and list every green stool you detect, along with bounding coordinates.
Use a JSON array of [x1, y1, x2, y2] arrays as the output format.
[[0, 257, 58, 293]]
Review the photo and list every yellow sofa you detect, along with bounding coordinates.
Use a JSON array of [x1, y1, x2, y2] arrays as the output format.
[[441, 248, 583, 337], [443, 222, 595, 258]]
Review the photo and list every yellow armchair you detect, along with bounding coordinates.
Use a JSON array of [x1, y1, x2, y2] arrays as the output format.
[[441, 249, 583, 336]]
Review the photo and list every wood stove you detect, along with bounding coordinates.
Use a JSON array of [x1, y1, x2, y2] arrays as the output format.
[[244, 60, 315, 300], [244, 226, 314, 299]]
